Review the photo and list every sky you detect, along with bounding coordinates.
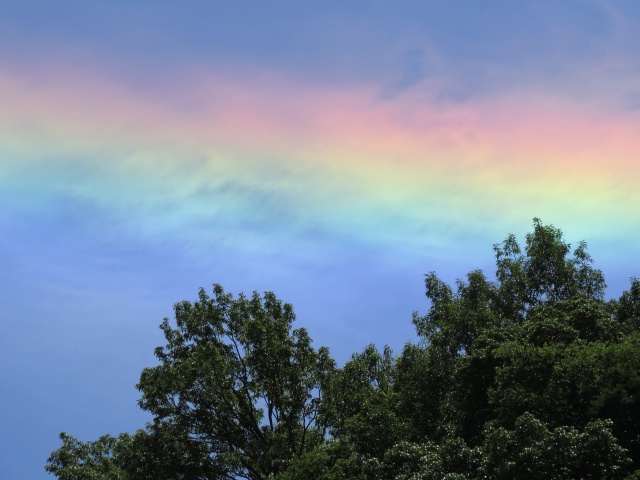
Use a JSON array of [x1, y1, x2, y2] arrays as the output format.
[[2, 1, 640, 477]]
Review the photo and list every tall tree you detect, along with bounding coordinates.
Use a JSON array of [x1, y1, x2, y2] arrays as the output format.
[[47, 220, 640, 479], [47, 285, 335, 479]]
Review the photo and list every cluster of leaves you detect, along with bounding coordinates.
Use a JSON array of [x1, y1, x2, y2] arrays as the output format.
[[47, 219, 640, 479]]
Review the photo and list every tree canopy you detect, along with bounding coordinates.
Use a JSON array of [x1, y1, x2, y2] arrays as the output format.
[[47, 219, 640, 479]]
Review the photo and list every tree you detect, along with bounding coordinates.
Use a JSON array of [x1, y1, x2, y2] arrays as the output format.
[[45, 433, 127, 480], [479, 413, 631, 480], [48, 220, 640, 479], [393, 219, 640, 477], [47, 285, 335, 479], [45, 425, 218, 480]]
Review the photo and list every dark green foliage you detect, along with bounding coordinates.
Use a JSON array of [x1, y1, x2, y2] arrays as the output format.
[[47, 220, 640, 478], [617, 278, 640, 332], [46, 425, 223, 479], [323, 345, 404, 456], [134, 286, 335, 478], [479, 413, 631, 480], [45, 433, 126, 480], [48, 286, 335, 479]]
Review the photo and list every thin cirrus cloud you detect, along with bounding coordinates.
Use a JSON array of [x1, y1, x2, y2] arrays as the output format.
[[2, 58, 640, 256]]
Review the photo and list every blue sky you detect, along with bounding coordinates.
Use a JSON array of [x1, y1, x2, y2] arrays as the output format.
[[3, 1, 640, 478]]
